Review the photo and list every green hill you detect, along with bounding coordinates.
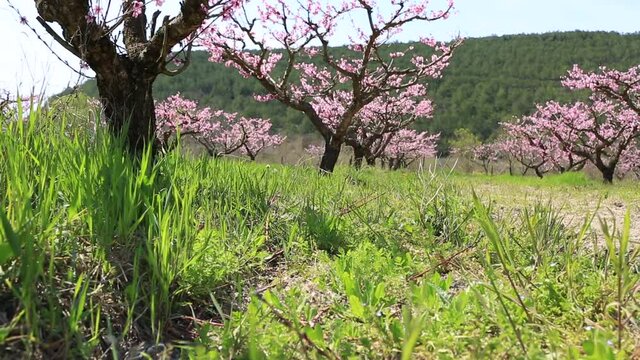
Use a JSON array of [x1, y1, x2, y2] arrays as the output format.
[[74, 31, 640, 149]]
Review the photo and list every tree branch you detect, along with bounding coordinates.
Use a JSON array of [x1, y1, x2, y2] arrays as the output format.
[[36, 16, 81, 58]]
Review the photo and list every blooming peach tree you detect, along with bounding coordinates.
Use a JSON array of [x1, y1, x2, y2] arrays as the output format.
[[471, 143, 500, 175], [155, 94, 283, 159], [506, 99, 640, 183], [561, 65, 640, 182], [383, 129, 439, 170], [492, 65, 640, 183], [201, 0, 458, 172], [305, 144, 325, 158], [500, 118, 587, 177], [347, 84, 434, 168]]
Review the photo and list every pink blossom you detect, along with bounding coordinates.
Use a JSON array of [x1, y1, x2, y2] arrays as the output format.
[[155, 94, 283, 159], [131, 1, 144, 18], [305, 144, 325, 157], [383, 129, 439, 169], [200, 0, 459, 171]]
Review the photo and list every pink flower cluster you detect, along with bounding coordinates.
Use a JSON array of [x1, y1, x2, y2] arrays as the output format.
[[472, 143, 500, 164], [305, 144, 325, 157], [155, 94, 284, 159], [384, 129, 439, 167], [345, 84, 437, 165], [618, 145, 640, 179], [131, 1, 144, 18]]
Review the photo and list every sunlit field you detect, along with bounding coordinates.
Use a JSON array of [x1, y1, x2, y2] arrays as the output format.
[[0, 106, 638, 359], [3, 0, 640, 357]]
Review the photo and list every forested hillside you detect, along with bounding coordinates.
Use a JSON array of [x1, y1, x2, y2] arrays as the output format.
[[76, 31, 640, 149]]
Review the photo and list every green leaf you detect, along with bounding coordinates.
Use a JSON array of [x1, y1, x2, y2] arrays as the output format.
[[262, 290, 283, 310], [304, 326, 325, 348], [348, 295, 365, 319], [0, 242, 14, 266], [0, 208, 20, 260], [341, 272, 357, 297], [620, 209, 630, 258], [582, 339, 595, 355], [374, 283, 385, 302], [0, 327, 9, 343], [390, 319, 404, 342], [401, 317, 423, 360]]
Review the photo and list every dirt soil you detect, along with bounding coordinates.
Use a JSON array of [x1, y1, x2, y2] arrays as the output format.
[[468, 182, 640, 247]]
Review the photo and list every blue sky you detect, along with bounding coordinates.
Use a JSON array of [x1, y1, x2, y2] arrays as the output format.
[[0, 0, 639, 97]]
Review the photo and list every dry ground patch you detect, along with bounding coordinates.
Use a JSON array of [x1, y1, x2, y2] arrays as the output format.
[[455, 174, 640, 246]]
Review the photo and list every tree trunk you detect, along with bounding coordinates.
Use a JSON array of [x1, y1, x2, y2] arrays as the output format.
[[36, 0, 216, 156], [319, 138, 342, 173], [601, 166, 615, 184], [352, 145, 365, 170], [534, 167, 544, 179], [97, 64, 156, 154], [594, 156, 616, 184], [391, 158, 402, 171], [366, 156, 376, 167]]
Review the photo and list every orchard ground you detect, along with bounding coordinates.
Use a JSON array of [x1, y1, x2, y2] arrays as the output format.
[[448, 172, 637, 243], [267, 137, 640, 246], [0, 109, 639, 358], [264, 140, 640, 245]]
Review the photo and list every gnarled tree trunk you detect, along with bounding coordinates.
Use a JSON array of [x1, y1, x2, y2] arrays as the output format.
[[598, 165, 615, 184], [534, 167, 544, 179], [35, 0, 217, 154], [391, 158, 403, 171], [318, 112, 362, 173], [592, 154, 618, 184], [97, 62, 157, 153]]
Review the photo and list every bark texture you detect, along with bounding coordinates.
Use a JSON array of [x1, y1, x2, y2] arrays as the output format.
[[320, 138, 342, 173]]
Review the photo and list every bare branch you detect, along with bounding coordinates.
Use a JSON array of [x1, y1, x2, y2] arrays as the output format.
[[36, 16, 81, 58]]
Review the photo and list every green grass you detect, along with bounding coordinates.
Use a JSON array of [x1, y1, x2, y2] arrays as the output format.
[[0, 105, 638, 359]]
